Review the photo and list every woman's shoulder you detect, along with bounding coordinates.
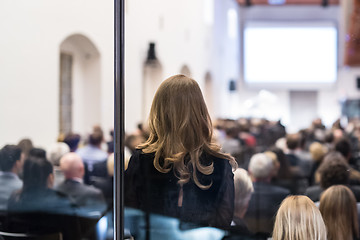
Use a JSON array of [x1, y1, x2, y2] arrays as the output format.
[[201, 152, 232, 167]]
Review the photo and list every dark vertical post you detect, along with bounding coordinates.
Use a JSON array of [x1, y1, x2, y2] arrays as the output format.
[[114, 0, 125, 239]]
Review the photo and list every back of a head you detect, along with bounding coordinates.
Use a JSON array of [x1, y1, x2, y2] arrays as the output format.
[[23, 156, 53, 191], [29, 148, 47, 158], [234, 168, 254, 214], [89, 131, 103, 146], [320, 185, 359, 240], [145, 74, 212, 152], [17, 138, 33, 157], [0, 145, 21, 172], [286, 133, 300, 150], [319, 158, 350, 189], [248, 153, 274, 180], [63, 133, 81, 152], [60, 153, 84, 179], [309, 142, 327, 162], [335, 137, 351, 159], [139, 74, 235, 190], [273, 195, 327, 240], [47, 142, 70, 167]]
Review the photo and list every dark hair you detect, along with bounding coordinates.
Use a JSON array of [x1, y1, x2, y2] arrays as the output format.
[[269, 147, 292, 179], [324, 131, 334, 144], [318, 153, 349, 189], [22, 157, 53, 191], [29, 148, 46, 158], [0, 145, 21, 171], [89, 131, 103, 146], [64, 133, 81, 152], [335, 138, 351, 159], [286, 134, 300, 150]]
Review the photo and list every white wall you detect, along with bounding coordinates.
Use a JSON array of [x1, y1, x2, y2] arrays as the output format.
[[124, 0, 218, 132], [1, 0, 359, 149], [0, 0, 114, 148]]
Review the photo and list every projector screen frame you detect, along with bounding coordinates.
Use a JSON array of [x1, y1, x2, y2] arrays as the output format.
[[242, 20, 339, 90]]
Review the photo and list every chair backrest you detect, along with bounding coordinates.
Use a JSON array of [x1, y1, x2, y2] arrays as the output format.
[[0, 231, 62, 240]]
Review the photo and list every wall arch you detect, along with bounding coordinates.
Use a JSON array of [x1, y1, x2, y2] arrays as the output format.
[[59, 34, 101, 135]]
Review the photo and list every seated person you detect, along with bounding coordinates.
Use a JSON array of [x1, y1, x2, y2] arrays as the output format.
[[244, 153, 290, 235], [47, 142, 70, 187], [56, 153, 106, 215], [305, 152, 360, 202], [272, 196, 327, 240], [7, 156, 80, 240], [334, 138, 360, 184], [222, 168, 254, 240], [319, 185, 359, 240], [0, 145, 23, 211], [76, 127, 108, 173], [8, 156, 76, 215]]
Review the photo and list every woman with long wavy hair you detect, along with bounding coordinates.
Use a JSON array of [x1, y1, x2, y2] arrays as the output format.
[[125, 74, 237, 227], [320, 185, 359, 240]]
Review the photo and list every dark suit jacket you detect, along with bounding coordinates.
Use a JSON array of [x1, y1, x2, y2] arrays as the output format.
[[56, 179, 106, 216], [244, 182, 290, 235]]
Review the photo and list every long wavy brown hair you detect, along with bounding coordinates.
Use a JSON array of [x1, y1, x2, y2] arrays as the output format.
[[138, 74, 236, 189]]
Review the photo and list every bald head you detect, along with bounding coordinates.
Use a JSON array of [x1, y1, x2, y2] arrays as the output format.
[[60, 152, 84, 179]]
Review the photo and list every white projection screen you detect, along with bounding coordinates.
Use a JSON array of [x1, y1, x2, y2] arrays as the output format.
[[243, 21, 338, 89]]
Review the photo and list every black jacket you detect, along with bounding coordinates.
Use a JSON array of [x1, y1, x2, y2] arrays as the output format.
[[125, 149, 235, 228]]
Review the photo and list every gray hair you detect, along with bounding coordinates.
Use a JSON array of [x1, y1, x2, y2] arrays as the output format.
[[47, 142, 70, 166], [248, 153, 274, 179], [234, 168, 254, 210]]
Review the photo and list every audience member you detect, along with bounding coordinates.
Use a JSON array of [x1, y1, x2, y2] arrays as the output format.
[[92, 153, 114, 207], [29, 147, 46, 158], [270, 147, 298, 193], [272, 195, 327, 240], [124, 134, 146, 155], [264, 151, 279, 178], [125, 74, 237, 228], [0, 145, 23, 210], [8, 156, 77, 214], [320, 185, 359, 240], [77, 128, 108, 173], [7, 156, 81, 240], [221, 127, 242, 156], [56, 153, 106, 215], [17, 138, 33, 162], [285, 133, 301, 167], [107, 129, 114, 154], [244, 153, 290, 235], [63, 133, 81, 152], [232, 168, 253, 234], [306, 152, 360, 201], [47, 142, 70, 187], [335, 137, 360, 184], [308, 141, 327, 186]]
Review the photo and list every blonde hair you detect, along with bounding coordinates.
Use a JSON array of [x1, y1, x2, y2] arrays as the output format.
[[320, 185, 359, 240], [273, 195, 327, 240], [309, 142, 327, 162], [138, 74, 236, 189]]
